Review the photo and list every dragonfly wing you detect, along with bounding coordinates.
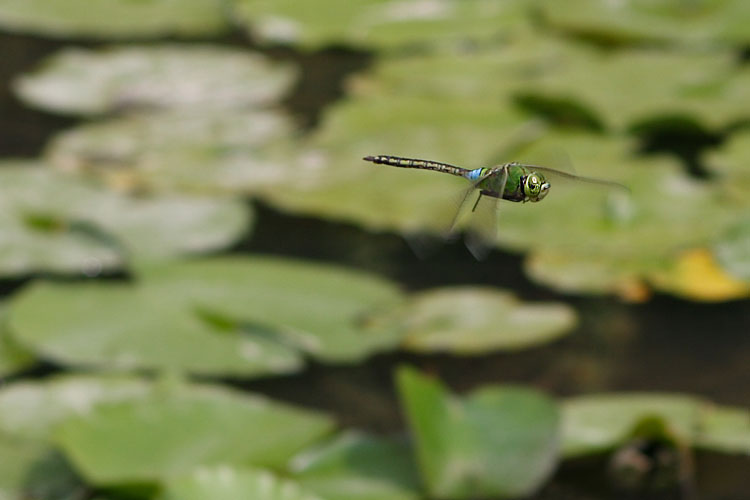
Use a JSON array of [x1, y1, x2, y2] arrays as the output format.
[[464, 166, 507, 260], [445, 170, 493, 239], [522, 164, 630, 192]]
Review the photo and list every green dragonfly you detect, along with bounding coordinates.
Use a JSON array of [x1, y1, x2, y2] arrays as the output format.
[[363, 154, 627, 257]]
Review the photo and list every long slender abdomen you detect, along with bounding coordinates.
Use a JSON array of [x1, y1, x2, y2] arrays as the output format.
[[363, 155, 468, 177]]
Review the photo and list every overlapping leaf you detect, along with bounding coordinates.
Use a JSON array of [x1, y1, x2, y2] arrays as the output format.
[[396, 366, 559, 498], [160, 466, 325, 500], [288, 431, 421, 500], [0, 303, 33, 378], [7, 257, 404, 375], [0, 0, 228, 38], [0, 163, 251, 277], [384, 287, 576, 354], [231, 0, 532, 51], [55, 382, 334, 484], [537, 0, 750, 47], [561, 393, 750, 457], [14, 45, 295, 115]]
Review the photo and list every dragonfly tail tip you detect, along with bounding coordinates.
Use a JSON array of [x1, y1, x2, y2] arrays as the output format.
[[363, 155, 376, 163]]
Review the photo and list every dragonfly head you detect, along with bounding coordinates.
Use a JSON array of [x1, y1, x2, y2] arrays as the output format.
[[524, 172, 551, 202]]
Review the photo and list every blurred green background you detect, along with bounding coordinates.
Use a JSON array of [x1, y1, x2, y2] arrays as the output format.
[[0, 1, 748, 499]]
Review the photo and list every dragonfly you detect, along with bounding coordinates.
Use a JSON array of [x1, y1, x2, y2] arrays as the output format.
[[363, 154, 627, 257]]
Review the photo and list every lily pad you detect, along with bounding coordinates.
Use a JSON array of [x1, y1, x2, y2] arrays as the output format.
[[0, 0, 228, 38], [288, 431, 421, 500], [161, 466, 324, 500], [696, 404, 750, 455], [8, 256, 404, 375], [384, 287, 577, 354], [537, 0, 750, 47], [561, 393, 701, 458], [14, 45, 295, 115], [396, 366, 559, 499], [231, 0, 532, 51], [0, 375, 150, 442], [0, 375, 151, 500], [0, 163, 251, 277], [261, 93, 539, 234], [0, 303, 33, 378], [561, 393, 750, 457], [47, 109, 296, 194], [55, 382, 335, 485], [350, 36, 750, 132]]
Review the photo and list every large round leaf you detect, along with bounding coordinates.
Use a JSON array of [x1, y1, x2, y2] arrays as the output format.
[[396, 366, 559, 499], [0, 163, 251, 277], [55, 382, 335, 484], [288, 431, 421, 500], [231, 0, 531, 51], [0, 0, 228, 38], [161, 466, 324, 500], [47, 109, 296, 194], [0, 303, 33, 377], [537, 0, 750, 47], [8, 257, 404, 376], [384, 287, 577, 354], [14, 45, 295, 115]]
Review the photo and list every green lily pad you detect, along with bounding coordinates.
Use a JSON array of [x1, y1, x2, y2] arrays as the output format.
[[231, 0, 531, 51], [561, 393, 750, 457], [383, 287, 577, 354], [537, 0, 750, 47], [0, 0, 227, 38], [8, 256, 404, 375], [46, 109, 296, 194], [0, 375, 150, 442], [561, 393, 701, 458], [288, 431, 421, 500], [696, 404, 750, 455], [351, 36, 750, 132], [0, 163, 251, 277], [0, 375, 151, 500], [261, 93, 539, 233], [55, 382, 335, 485], [0, 303, 34, 378], [713, 218, 750, 281], [14, 45, 295, 115], [396, 366, 559, 499], [161, 466, 324, 500]]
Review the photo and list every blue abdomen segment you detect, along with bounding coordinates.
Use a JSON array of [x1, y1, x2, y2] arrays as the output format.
[[466, 168, 484, 181]]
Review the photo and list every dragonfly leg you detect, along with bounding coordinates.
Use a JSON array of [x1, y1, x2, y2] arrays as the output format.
[[472, 192, 483, 212]]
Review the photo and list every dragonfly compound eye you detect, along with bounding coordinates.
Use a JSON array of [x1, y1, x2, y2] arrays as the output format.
[[524, 174, 549, 201]]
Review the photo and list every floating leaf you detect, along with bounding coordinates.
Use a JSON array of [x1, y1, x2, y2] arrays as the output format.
[[15, 45, 295, 115], [396, 366, 559, 498], [0, 303, 33, 378], [697, 404, 750, 455], [55, 382, 335, 485], [0, 163, 251, 276], [537, 0, 750, 47], [649, 248, 750, 301], [261, 94, 538, 234], [0, 0, 228, 38], [47, 109, 295, 194], [161, 466, 324, 500], [351, 37, 750, 132], [0, 375, 151, 500], [8, 257, 404, 375], [0, 375, 150, 442], [162, 466, 323, 500], [383, 287, 576, 354], [289, 431, 421, 500], [562, 393, 750, 457], [231, 0, 531, 51]]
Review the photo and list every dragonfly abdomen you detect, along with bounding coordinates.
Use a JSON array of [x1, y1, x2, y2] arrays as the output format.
[[363, 155, 468, 177]]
